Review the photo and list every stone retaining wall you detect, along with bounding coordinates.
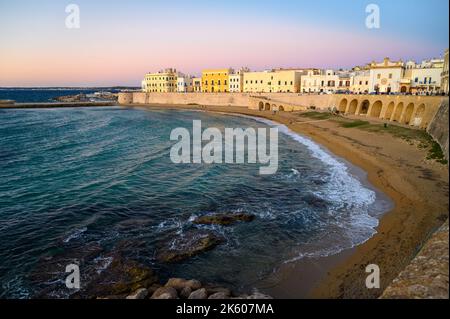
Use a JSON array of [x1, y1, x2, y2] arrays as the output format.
[[381, 220, 449, 299]]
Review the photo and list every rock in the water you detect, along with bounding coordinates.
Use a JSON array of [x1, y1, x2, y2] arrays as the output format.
[[302, 194, 328, 209], [165, 278, 202, 291], [81, 255, 158, 298], [151, 287, 178, 299], [154, 293, 173, 299], [180, 287, 192, 299], [205, 286, 231, 297], [126, 288, 148, 299], [208, 292, 230, 299], [157, 231, 223, 263], [193, 213, 255, 226], [188, 288, 208, 300]]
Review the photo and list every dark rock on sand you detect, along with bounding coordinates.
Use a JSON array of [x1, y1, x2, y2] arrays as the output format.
[[193, 213, 255, 226], [157, 231, 224, 263]]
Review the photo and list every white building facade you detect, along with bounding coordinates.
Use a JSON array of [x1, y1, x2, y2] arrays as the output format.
[[177, 75, 193, 93], [368, 58, 404, 93], [229, 70, 246, 93], [301, 69, 351, 94]]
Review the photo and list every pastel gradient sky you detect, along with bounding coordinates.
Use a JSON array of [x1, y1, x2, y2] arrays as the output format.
[[0, 0, 448, 87]]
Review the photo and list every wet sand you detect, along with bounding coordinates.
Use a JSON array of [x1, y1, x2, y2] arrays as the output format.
[[126, 103, 449, 299]]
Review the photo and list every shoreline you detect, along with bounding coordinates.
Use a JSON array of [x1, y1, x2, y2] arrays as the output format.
[[125, 103, 449, 299]]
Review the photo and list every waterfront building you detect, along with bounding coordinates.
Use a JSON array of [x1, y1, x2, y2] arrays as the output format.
[[202, 69, 232, 93], [177, 75, 193, 93], [350, 71, 370, 94], [368, 58, 404, 93], [406, 59, 443, 94], [301, 69, 352, 94], [243, 69, 303, 93], [229, 68, 249, 93], [441, 49, 449, 95], [143, 68, 178, 93], [192, 77, 202, 93]]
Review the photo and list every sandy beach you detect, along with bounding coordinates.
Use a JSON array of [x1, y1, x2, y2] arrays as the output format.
[[127, 103, 449, 299]]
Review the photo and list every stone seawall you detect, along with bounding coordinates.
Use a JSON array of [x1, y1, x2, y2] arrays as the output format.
[[119, 92, 253, 108], [119, 92, 447, 131], [381, 220, 449, 299], [427, 99, 449, 161], [118, 92, 337, 110]]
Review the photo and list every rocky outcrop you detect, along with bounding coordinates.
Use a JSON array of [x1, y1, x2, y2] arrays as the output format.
[[193, 213, 255, 226], [156, 231, 223, 263], [54, 94, 87, 102], [82, 255, 158, 298], [381, 220, 449, 299], [0, 100, 15, 106]]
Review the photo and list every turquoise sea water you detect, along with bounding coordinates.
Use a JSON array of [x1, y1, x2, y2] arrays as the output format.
[[0, 106, 390, 298]]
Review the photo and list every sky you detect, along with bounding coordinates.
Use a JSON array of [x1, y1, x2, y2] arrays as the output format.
[[0, 0, 448, 87]]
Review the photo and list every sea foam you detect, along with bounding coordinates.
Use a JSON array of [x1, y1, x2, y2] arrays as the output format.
[[246, 116, 379, 261]]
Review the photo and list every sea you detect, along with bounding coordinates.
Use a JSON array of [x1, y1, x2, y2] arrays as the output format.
[[0, 89, 391, 298]]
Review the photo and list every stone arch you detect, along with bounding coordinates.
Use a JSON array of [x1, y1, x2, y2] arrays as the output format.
[[279, 105, 285, 111], [347, 99, 358, 114], [384, 102, 395, 120], [369, 100, 383, 118], [271, 104, 277, 111], [338, 99, 348, 113], [264, 103, 271, 111], [393, 102, 404, 122], [412, 104, 426, 128], [401, 103, 415, 125], [401, 86, 407, 93], [258, 101, 264, 111], [358, 100, 370, 115]]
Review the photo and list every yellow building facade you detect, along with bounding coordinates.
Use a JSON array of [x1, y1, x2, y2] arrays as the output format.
[[243, 70, 302, 93], [202, 69, 232, 93], [143, 68, 178, 93]]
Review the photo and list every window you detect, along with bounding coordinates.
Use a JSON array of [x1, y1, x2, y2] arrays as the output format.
[[377, 74, 381, 79], [389, 73, 393, 79]]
